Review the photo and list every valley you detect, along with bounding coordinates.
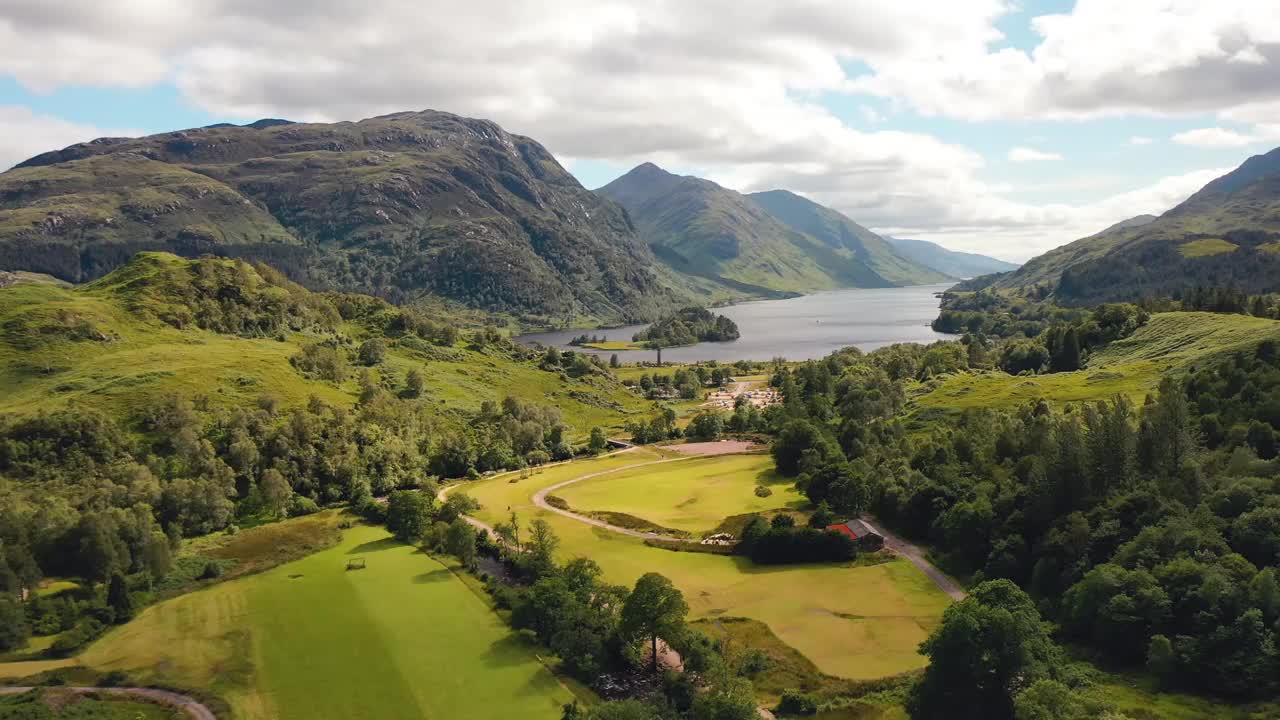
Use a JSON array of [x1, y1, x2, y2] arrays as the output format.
[[1, 60, 1280, 720]]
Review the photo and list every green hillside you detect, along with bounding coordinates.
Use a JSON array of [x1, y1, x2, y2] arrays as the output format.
[[747, 190, 950, 285], [884, 237, 1019, 279], [596, 163, 945, 295], [989, 147, 1280, 302], [0, 111, 685, 327], [0, 252, 647, 430], [913, 311, 1280, 413]]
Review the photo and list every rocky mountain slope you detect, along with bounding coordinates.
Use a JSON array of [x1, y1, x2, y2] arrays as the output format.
[[597, 163, 945, 294], [885, 237, 1019, 279], [987, 147, 1280, 303], [0, 111, 687, 326]]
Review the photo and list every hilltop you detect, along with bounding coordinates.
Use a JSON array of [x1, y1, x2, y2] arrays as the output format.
[[0, 111, 688, 327], [986, 147, 1280, 302], [596, 163, 946, 295]]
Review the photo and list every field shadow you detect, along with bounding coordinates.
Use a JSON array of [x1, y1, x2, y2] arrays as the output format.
[[482, 633, 541, 668], [346, 538, 401, 555], [412, 569, 452, 584]]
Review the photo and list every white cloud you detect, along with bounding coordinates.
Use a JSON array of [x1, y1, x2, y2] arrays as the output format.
[[0, 106, 140, 171], [1008, 146, 1063, 162], [1129, 136, 1155, 145], [1172, 127, 1260, 148], [0, 0, 1266, 261]]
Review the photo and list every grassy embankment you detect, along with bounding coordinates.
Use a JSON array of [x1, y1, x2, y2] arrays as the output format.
[[467, 450, 952, 683]]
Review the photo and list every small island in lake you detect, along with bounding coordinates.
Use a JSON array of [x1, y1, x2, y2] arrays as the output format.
[[632, 306, 740, 348]]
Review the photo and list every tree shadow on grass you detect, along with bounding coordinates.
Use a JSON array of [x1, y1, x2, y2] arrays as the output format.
[[482, 633, 542, 668], [346, 538, 402, 555], [412, 568, 453, 584]]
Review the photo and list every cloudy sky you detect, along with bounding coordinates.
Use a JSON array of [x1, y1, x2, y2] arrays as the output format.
[[2, 0, 1279, 262]]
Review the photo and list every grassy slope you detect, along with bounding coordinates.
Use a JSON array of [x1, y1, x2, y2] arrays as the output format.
[[0, 261, 649, 436], [914, 312, 1280, 414], [466, 451, 952, 681], [78, 523, 572, 720], [555, 454, 802, 534]]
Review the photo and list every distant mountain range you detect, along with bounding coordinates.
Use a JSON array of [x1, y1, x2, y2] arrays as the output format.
[[986, 147, 1280, 303], [883, 237, 1019, 279], [597, 163, 949, 295]]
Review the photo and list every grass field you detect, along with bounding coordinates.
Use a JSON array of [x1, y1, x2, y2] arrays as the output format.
[[582, 340, 646, 351], [467, 450, 952, 681], [75, 523, 573, 720], [0, 258, 649, 437], [1094, 679, 1280, 720], [1177, 238, 1238, 257], [914, 312, 1280, 414], [555, 454, 801, 534]]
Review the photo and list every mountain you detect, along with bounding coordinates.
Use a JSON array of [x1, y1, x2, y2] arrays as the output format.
[[0, 110, 686, 326], [596, 163, 946, 294], [1095, 214, 1157, 236], [883, 237, 1019, 279], [746, 190, 950, 285], [989, 147, 1280, 303]]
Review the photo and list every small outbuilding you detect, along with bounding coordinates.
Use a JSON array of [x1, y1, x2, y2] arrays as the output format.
[[826, 519, 884, 550]]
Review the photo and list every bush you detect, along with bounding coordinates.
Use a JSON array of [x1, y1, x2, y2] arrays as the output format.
[[97, 670, 130, 687], [289, 495, 320, 516], [545, 495, 570, 510], [199, 561, 223, 580], [753, 485, 773, 498], [738, 648, 772, 677], [49, 618, 105, 657], [778, 690, 818, 716]]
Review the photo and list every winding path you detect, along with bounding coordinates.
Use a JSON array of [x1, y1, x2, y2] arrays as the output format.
[[443, 447, 966, 601], [0, 687, 216, 720]]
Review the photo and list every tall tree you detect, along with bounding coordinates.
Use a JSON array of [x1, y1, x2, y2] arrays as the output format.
[[620, 572, 689, 672], [908, 580, 1059, 720], [107, 572, 133, 624]]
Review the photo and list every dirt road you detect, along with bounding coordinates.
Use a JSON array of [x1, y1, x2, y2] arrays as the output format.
[[0, 687, 217, 720], [859, 515, 967, 601]]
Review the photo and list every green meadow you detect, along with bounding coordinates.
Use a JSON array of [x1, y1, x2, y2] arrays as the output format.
[[555, 453, 800, 534], [468, 450, 953, 681], [76, 523, 573, 720]]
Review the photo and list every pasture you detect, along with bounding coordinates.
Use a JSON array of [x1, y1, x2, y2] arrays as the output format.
[[468, 450, 952, 680], [77, 523, 573, 720], [554, 453, 800, 534]]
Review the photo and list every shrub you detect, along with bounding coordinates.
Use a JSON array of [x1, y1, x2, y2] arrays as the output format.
[[49, 618, 105, 657], [778, 690, 818, 716], [289, 495, 320, 516], [738, 648, 772, 677], [545, 495, 570, 510], [754, 485, 773, 498]]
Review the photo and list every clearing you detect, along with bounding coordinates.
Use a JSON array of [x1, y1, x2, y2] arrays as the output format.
[[553, 453, 799, 534], [466, 450, 952, 680], [70, 523, 573, 720]]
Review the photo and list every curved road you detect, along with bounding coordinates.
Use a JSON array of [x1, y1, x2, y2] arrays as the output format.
[[0, 687, 216, 720], [443, 448, 966, 600]]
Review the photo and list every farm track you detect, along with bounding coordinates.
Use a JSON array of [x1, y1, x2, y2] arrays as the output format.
[[443, 447, 967, 600], [0, 686, 217, 720]]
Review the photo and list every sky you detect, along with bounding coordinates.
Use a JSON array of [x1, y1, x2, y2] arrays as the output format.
[[2, 1, 1279, 262]]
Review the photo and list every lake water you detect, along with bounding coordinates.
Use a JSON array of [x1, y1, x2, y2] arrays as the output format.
[[516, 284, 956, 362]]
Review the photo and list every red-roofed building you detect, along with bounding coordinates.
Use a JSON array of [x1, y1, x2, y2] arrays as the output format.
[[825, 519, 884, 549]]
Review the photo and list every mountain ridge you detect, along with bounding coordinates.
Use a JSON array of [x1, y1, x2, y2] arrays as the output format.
[[0, 109, 691, 326], [884, 237, 1019, 279], [986, 147, 1280, 302], [597, 163, 947, 294]]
